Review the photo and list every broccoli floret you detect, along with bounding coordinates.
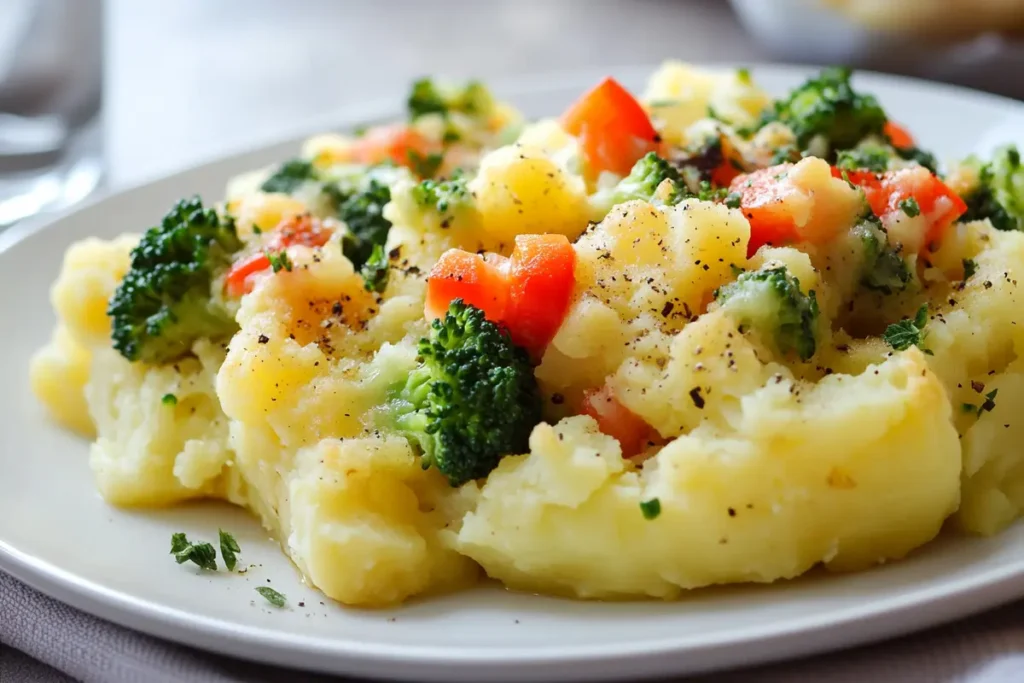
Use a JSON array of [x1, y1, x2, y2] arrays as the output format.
[[715, 266, 820, 360], [763, 67, 887, 153], [407, 78, 495, 121], [108, 196, 243, 364], [360, 244, 389, 293], [852, 217, 912, 294], [960, 145, 1024, 231], [260, 159, 318, 195], [411, 173, 473, 214], [836, 143, 891, 173], [338, 178, 392, 269], [384, 300, 542, 487], [605, 152, 686, 204], [835, 141, 938, 174]]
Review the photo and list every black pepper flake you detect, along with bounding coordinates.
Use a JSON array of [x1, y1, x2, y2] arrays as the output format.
[[689, 387, 705, 409], [551, 393, 565, 405], [661, 302, 674, 317], [971, 380, 985, 394], [727, 507, 736, 517], [257, 334, 269, 344]]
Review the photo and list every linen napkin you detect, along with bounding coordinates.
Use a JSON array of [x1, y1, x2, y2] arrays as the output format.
[[4, 568, 1024, 683]]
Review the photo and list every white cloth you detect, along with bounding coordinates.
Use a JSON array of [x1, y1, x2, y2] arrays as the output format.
[[4, 569, 1024, 683]]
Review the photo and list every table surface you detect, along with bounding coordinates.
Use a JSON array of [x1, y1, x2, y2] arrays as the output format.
[[105, 0, 766, 186]]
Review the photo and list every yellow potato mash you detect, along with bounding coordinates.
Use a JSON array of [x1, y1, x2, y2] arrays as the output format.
[[28, 63, 1024, 607]]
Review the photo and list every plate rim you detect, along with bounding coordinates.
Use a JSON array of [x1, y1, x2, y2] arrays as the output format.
[[6, 61, 1024, 681]]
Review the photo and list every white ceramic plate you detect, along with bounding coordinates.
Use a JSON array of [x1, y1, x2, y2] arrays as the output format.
[[5, 65, 1024, 683]]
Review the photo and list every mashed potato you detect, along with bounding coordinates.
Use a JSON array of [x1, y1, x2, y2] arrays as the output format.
[[28, 62, 1024, 607]]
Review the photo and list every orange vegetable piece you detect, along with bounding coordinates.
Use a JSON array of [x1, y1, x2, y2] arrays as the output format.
[[350, 123, 439, 170], [504, 234, 577, 355], [560, 77, 660, 177], [581, 385, 654, 459], [224, 215, 333, 297], [268, 214, 332, 250], [884, 120, 915, 150], [425, 234, 577, 357], [225, 252, 272, 298], [834, 166, 967, 246], [729, 164, 803, 257], [425, 249, 510, 324]]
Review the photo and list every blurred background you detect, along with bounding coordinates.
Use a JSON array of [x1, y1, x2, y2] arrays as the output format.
[[3, 0, 1024, 226]]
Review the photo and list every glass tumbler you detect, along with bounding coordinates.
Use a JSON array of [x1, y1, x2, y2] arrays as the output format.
[[0, 0, 103, 227]]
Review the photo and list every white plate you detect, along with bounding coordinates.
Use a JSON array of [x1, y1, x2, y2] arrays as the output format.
[[5, 65, 1024, 683]]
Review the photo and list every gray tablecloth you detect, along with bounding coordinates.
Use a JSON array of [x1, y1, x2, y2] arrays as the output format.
[[5, 568, 1024, 683]]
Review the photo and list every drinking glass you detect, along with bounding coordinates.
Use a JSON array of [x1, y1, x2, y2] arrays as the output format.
[[0, 0, 103, 227]]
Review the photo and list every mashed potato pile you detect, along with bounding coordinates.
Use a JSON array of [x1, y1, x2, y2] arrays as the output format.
[[29, 63, 1024, 607]]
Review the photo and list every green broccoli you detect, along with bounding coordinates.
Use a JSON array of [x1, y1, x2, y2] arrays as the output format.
[[836, 143, 891, 173], [604, 152, 686, 205], [894, 145, 938, 174], [360, 244, 389, 293], [960, 145, 1024, 231], [383, 299, 542, 487], [411, 172, 473, 214], [715, 266, 820, 361], [260, 159, 318, 195], [852, 217, 912, 295], [835, 141, 938, 174], [108, 196, 243, 364], [407, 78, 495, 121], [759, 67, 887, 153], [338, 178, 393, 270]]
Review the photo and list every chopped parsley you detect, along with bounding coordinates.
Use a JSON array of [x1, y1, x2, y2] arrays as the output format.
[[963, 389, 999, 417], [899, 197, 921, 217], [882, 304, 931, 354], [256, 586, 287, 608], [219, 530, 241, 572], [161, 393, 178, 406], [724, 192, 742, 209], [963, 258, 978, 280], [736, 67, 751, 84], [266, 250, 293, 273], [639, 498, 662, 520], [170, 533, 218, 571]]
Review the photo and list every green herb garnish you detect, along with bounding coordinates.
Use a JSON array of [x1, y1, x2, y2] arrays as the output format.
[[639, 498, 662, 520], [170, 533, 218, 571], [256, 586, 286, 607], [219, 530, 241, 572], [162, 393, 178, 406], [266, 250, 293, 273], [899, 197, 921, 217], [882, 304, 931, 354]]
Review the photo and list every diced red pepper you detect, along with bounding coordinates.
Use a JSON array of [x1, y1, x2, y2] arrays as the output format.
[[833, 166, 967, 246], [884, 120, 915, 150], [424, 249, 510, 324], [425, 234, 577, 357], [728, 164, 803, 257], [504, 234, 577, 354], [581, 385, 654, 459], [560, 77, 660, 177], [225, 252, 272, 298]]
